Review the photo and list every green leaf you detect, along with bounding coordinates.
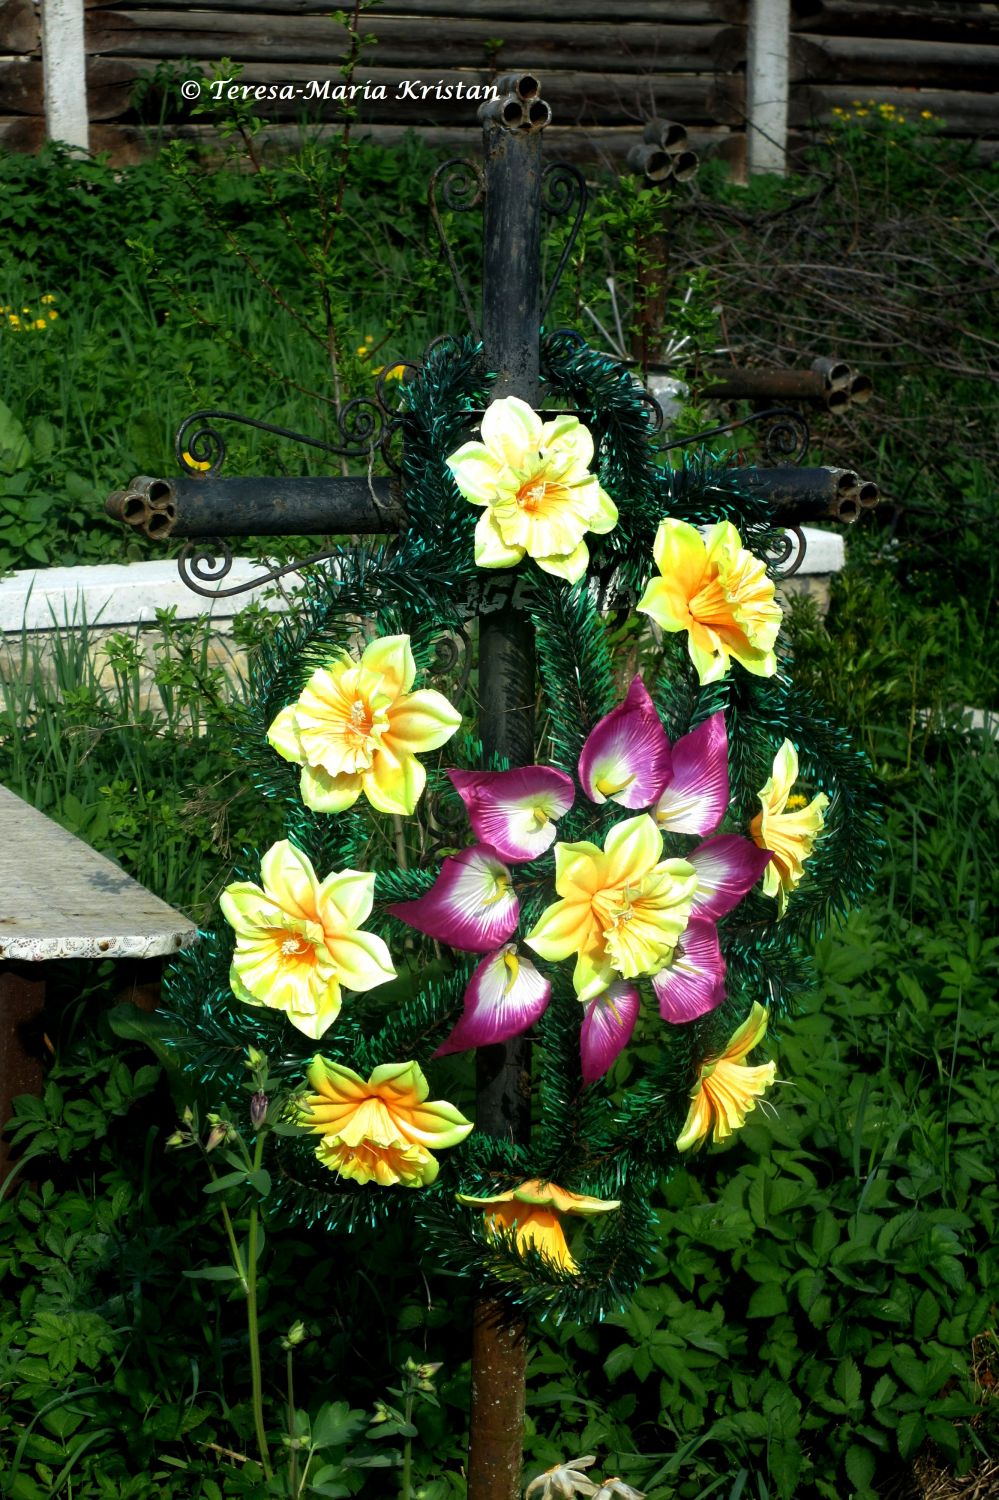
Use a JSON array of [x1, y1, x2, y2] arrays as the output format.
[[311, 1402, 367, 1450], [183, 1264, 241, 1281], [871, 1374, 897, 1412], [845, 1444, 876, 1492], [603, 1345, 634, 1381], [747, 1283, 788, 1317], [833, 1357, 862, 1408], [913, 1289, 940, 1341], [896, 1411, 926, 1460], [203, 1170, 249, 1194]]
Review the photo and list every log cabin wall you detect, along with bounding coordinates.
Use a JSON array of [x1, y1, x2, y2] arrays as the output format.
[[1, 0, 998, 166]]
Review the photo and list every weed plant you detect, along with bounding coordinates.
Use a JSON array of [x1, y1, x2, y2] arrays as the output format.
[[0, 608, 283, 922]]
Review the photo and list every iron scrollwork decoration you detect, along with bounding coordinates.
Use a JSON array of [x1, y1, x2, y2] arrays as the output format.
[[539, 163, 588, 325], [176, 538, 343, 600], [428, 158, 486, 340], [174, 401, 396, 480], [658, 406, 810, 465], [761, 524, 808, 579]]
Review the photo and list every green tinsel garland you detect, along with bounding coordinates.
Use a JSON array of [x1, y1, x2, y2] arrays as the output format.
[[153, 331, 882, 1320]]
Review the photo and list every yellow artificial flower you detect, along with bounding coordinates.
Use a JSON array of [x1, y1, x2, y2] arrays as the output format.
[[446, 395, 618, 583], [749, 740, 829, 915], [676, 1003, 777, 1151], [457, 1178, 620, 1273], [637, 518, 782, 685], [220, 839, 396, 1039], [302, 1057, 473, 1187], [525, 814, 696, 1003], [268, 633, 461, 817]]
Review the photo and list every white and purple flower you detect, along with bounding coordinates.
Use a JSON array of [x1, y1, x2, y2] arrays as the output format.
[[389, 675, 770, 1079]]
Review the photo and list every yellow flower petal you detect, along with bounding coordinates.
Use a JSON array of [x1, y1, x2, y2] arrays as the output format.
[[360, 633, 416, 696], [475, 508, 526, 569], [268, 703, 304, 763], [676, 1003, 776, 1150], [300, 763, 363, 814]]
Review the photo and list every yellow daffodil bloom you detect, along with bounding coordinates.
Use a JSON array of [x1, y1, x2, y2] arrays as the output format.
[[220, 840, 396, 1039], [446, 395, 618, 583], [676, 1002, 777, 1151], [268, 633, 461, 817], [638, 519, 782, 685], [525, 814, 697, 1003], [749, 740, 829, 915], [302, 1057, 473, 1187], [457, 1179, 620, 1273]]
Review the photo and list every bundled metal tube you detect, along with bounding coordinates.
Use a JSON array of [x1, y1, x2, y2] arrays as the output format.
[[643, 118, 689, 154], [810, 356, 852, 390], [626, 143, 673, 183], [105, 474, 404, 541]]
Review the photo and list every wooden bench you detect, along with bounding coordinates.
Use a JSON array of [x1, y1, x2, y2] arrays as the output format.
[[0, 784, 197, 1174]]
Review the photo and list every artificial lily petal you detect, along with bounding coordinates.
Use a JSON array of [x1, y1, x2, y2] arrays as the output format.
[[652, 920, 727, 1024], [266, 633, 461, 817], [579, 675, 672, 809], [580, 982, 641, 1084], [676, 1002, 776, 1151], [654, 712, 730, 836], [457, 1178, 620, 1274], [389, 845, 519, 953], [302, 1057, 473, 1187], [447, 396, 618, 580], [688, 835, 772, 922], [435, 944, 551, 1055], [525, 1458, 600, 1500], [638, 519, 782, 685], [448, 766, 575, 864], [750, 740, 830, 916], [526, 815, 696, 1003], [220, 841, 396, 1040]]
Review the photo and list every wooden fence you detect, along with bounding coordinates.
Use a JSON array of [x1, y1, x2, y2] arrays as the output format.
[[2, 0, 999, 168]]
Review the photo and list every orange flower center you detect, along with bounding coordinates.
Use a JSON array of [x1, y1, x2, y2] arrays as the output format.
[[278, 932, 316, 965], [345, 696, 374, 745], [516, 469, 568, 514]]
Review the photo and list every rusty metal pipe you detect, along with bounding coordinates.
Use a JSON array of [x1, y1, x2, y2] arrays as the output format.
[[627, 142, 674, 183], [479, 95, 525, 129], [670, 149, 699, 182], [810, 356, 852, 390], [742, 465, 877, 522], [524, 97, 552, 131], [495, 72, 540, 100], [643, 118, 688, 153], [105, 474, 403, 541], [703, 369, 827, 402]]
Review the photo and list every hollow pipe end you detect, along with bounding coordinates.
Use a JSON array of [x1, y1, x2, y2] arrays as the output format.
[[495, 71, 540, 100], [850, 375, 874, 404], [858, 481, 880, 507], [671, 150, 699, 182], [523, 97, 551, 131], [478, 94, 526, 129]]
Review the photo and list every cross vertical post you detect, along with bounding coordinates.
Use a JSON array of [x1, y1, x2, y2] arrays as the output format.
[[466, 84, 546, 1500]]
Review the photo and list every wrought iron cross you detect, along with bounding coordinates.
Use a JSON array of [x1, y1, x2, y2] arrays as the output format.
[[105, 73, 877, 1500]]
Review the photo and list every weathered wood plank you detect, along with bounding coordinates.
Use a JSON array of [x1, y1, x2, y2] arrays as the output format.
[[0, 59, 41, 115], [84, 0, 746, 18], [0, 0, 39, 55], [81, 59, 745, 126], [792, 84, 999, 135], [792, 0, 999, 44], [0, 785, 196, 961], [0, 114, 45, 146], [87, 12, 746, 74], [792, 33, 999, 90]]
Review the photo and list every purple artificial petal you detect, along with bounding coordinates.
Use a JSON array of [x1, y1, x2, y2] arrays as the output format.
[[448, 766, 575, 864], [434, 945, 551, 1055], [654, 712, 730, 836], [688, 835, 772, 922], [652, 920, 727, 1023], [580, 982, 641, 1085], [578, 675, 672, 810], [388, 845, 519, 953]]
